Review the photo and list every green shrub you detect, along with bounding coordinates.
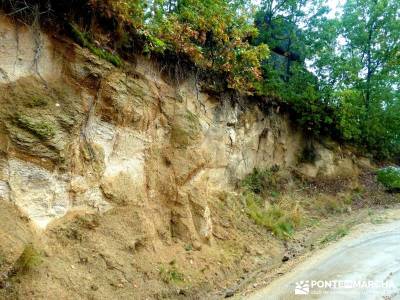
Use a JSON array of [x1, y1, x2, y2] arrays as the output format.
[[377, 167, 400, 190], [242, 168, 270, 194], [241, 168, 281, 196]]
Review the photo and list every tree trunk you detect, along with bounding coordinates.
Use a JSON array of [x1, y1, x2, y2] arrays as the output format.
[[365, 27, 372, 111]]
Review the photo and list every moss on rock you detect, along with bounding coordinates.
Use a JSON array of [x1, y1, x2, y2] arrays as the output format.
[[16, 114, 56, 140], [70, 23, 122, 67]]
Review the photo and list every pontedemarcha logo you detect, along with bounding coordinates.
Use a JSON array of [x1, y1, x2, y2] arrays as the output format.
[[295, 280, 310, 295]]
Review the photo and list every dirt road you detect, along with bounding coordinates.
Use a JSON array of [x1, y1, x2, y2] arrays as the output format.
[[246, 218, 400, 300]]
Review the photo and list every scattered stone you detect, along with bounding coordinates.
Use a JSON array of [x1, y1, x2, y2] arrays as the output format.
[[282, 255, 290, 262], [225, 289, 235, 298], [178, 289, 186, 295], [193, 241, 202, 251], [91, 284, 99, 291], [79, 257, 89, 264]]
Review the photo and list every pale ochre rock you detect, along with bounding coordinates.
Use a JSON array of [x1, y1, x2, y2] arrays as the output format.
[[0, 15, 62, 84], [297, 143, 360, 179], [8, 158, 70, 229], [6, 158, 111, 229]]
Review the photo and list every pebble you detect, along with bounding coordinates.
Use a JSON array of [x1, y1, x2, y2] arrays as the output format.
[[282, 255, 290, 262]]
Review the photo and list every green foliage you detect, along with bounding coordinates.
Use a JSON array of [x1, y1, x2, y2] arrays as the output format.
[[14, 244, 42, 274], [164, 0, 267, 92], [334, 90, 366, 141], [253, 0, 399, 159], [70, 24, 123, 67], [90, 47, 123, 67], [253, 0, 337, 134], [118, 0, 270, 93], [377, 167, 400, 190], [311, 0, 400, 159]]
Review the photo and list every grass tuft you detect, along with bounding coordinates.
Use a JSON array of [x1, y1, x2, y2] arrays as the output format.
[[320, 226, 349, 244], [159, 263, 184, 284], [14, 244, 42, 274], [245, 192, 300, 239]]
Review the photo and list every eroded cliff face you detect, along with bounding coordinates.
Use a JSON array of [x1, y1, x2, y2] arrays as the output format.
[[0, 15, 360, 239], [0, 16, 367, 299]]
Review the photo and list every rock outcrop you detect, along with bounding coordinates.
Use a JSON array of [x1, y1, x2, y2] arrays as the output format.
[[0, 15, 361, 243]]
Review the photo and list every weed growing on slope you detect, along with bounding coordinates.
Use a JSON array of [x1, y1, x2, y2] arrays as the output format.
[[245, 192, 300, 239], [70, 24, 122, 67], [13, 244, 42, 274], [241, 168, 302, 239], [320, 226, 349, 244], [159, 262, 184, 284]]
